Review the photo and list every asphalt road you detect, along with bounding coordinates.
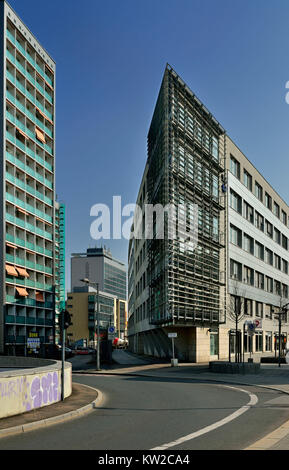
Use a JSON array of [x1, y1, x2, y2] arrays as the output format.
[[1, 374, 289, 450]]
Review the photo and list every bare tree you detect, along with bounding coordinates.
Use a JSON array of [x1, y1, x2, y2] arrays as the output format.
[[227, 279, 245, 363], [273, 293, 289, 367]]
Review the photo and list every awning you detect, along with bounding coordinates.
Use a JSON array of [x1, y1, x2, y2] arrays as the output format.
[[6, 243, 17, 250], [16, 267, 29, 278], [35, 128, 46, 144], [36, 107, 53, 124], [16, 207, 28, 216], [16, 287, 29, 297], [16, 128, 29, 140], [35, 291, 44, 302], [6, 264, 18, 276]]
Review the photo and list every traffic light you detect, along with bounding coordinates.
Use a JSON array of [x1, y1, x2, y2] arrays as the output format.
[[59, 310, 72, 330]]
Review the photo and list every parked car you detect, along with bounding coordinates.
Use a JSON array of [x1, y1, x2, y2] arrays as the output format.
[[56, 345, 74, 359], [74, 347, 91, 355]]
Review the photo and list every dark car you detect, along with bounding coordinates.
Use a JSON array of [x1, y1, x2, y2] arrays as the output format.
[[56, 345, 74, 359]]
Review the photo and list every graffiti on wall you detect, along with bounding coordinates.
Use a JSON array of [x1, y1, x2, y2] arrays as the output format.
[[0, 371, 61, 413], [24, 372, 60, 411]]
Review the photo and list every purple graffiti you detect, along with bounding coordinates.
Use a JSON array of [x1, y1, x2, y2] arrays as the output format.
[[30, 377, 42, 408], [27, 372, 60, 410]]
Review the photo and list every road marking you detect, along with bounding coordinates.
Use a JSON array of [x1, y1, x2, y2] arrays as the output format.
[[151, 385, 258, 450]]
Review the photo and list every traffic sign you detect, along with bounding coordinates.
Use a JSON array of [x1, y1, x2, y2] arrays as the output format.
[[168, 333, 177, 338], [254, 319, 262, 329]]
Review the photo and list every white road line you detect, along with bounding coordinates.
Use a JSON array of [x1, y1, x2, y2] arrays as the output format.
[[151, 385, 258, 450]]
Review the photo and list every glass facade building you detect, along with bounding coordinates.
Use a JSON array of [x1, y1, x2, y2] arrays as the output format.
[[128, 65, 227, 361]]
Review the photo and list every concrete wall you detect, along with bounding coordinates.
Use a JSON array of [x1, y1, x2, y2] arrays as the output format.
[[0, 358, 72, 419]]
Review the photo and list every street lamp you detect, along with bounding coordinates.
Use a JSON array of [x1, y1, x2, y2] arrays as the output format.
[[80, 278, 101, 371]]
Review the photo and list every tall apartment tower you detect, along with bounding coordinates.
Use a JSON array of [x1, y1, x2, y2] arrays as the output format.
[[1, 1, 56, 355], [128, 65, 227, 361]]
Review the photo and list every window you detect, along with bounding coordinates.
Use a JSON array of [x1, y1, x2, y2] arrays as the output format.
[[256, 302, 263, 319], [210, 331, 219, 356], [255, 182, 263, 202], [265, 248, 273, 266], [212, 136, 219, 161], [230, 224, 242, 247], [275, 280, 281, 295], [255, 212, 264, 231], [274, 228, 281, 245], [282, 210, 287, 225], [274, 202, 280, 218], [265, 332, 272, 352], [265, 304, 272, 319], [266, 276, 273, 293], [255, 242, 264, 261], [265, 220, 273, 238], [244, 233, 254, 254], [255, 272, 264, 289], [243, 170, 252, 191], [283, 259, 288, 274], [230, 259, 242, 281], [274, 254, 281, 270], [243, 201, 254, 224], [230, 189, 242, 214], [283, 284, 288, 299], [244, 266, 254, 285], [282, 235, 288, 250], [255, 331, 263, 352], [265, 192, 272, 210], [230, 155, 240, 179], [244, 332, 253, 353], [244, 298, 253, 316]]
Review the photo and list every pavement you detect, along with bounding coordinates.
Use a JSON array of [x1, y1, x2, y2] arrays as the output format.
[[0, 382, 101, 438], [2, 350, 289, 449]]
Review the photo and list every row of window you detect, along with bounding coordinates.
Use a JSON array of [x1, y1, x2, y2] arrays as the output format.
[[230, 224, 289, 273], [230, 189, 289, 251], [230, 259, 289, 297], [230, 155, 288, 225]]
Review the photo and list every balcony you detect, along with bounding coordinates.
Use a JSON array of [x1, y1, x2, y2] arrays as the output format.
[[6, 35, 54, 89], [6, 295, 53, 309], [6, 90, 53, 138], [6, 192, 53, 224]]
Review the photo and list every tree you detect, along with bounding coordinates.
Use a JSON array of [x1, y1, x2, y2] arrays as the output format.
[[227, 279, 245, 363], [273, 294, 289, 367]]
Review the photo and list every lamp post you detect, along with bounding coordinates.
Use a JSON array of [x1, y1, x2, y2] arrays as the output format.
[[80, 278, 101, 371], [275, 302, 289, 368]]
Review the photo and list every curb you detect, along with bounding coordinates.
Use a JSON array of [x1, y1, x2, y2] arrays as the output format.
[[0, 384, 103, 439], [245, 417, 289, 450]]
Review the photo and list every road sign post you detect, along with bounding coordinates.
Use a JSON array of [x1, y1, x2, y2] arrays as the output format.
[[168, 333, 178, 367]]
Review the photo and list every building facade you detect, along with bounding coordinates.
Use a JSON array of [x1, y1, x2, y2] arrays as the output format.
[[66, 287, 127, 346], [1, 1, 57, 355], [71, 247, 127, 301], [128, 65, 227, 361], [128, 65, 289, 362], [222, 137, 289, 360], [55, 201, 65, 344]]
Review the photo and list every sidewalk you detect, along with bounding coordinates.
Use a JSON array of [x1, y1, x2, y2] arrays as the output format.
[[0, 382, 100, 438]]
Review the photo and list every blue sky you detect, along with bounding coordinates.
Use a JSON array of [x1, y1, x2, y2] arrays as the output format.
[[8, 0, 289, 290]]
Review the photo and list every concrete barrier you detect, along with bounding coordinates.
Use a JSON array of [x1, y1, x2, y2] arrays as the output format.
[[0, 357, 72, 419], [209, 361, 260, 375]]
